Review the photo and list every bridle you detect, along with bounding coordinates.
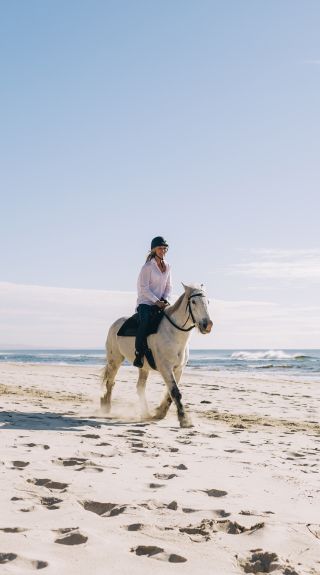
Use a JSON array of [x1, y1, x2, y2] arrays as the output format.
[[163, 292, 207, 332]]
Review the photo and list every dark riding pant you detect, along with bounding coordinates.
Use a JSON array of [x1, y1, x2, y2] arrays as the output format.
[[135, 304, 153, 355]]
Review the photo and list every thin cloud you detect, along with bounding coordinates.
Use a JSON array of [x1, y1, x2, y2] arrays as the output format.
[[231, 249, 320, 280], [1, 281, 320, 349]]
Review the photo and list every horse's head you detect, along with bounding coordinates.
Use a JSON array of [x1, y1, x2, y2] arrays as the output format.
[[183, 284, 213, 334]]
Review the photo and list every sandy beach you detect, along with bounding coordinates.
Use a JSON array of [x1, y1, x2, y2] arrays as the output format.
[[0, 362, 319, 575]]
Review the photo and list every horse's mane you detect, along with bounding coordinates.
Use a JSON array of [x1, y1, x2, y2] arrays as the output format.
[[166, 293, 185, 315], [166, 284, 204, 316]]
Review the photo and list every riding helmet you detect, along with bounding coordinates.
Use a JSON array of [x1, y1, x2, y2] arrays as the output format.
[[151, 236, 169, 250]]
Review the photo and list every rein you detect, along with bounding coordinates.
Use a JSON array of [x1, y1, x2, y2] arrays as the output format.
[[163, 292, 206, 332]]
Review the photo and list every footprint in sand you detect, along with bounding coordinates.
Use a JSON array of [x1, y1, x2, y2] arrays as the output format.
[[0, 527, 27, 533], [0, 553, 17, 564], [131, 445, 146, 453], [24, 443, 50, 450], [11, 461, 30, 469], [54, 528, 87, 545], [216, 519, 264, 534], [183, 510, 199, 516], [240, 510, 275, 517], [76, 465, 103, 472], [238, 551, 298, 574], [127, 429, 146, 436], [41, 496, 63, 510], [126, 523, 144, 531], [28, 478, 68, 491], [180, 519, 264, 541], [167, 501, 178, 510], [81, 500, 126, 517], [213, 509, 231, 518], [138, 501, 171, 511], [55, 457, 88, 467], [203, 488, 228, 497], [0, 552, 48, 569], [153, 473, 177, 480], [132, 546, 187, 563], [54, 458, 103, 473]]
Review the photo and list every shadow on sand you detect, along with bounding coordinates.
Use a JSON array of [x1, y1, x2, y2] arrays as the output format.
[[0, 410, 148, 431]]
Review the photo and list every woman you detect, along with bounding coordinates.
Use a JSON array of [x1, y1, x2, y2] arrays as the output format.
[[134, 236, 172, 367]]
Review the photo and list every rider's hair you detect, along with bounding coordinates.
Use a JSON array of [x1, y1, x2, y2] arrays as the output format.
[[145, 249, 156, 263]]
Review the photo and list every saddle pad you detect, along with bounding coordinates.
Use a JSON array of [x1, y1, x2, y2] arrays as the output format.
[[117, 308, 164, 338]]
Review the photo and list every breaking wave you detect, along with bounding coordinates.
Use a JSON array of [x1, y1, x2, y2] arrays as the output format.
[[231, 350, 308, 361]]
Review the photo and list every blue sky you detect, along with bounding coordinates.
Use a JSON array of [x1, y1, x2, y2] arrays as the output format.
[[1, 1, 320, 347]]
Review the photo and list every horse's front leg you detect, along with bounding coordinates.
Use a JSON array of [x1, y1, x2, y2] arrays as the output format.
[[153, 366, 183, 421], [160, 368, 192, 428], [136, 368, 150, 419]]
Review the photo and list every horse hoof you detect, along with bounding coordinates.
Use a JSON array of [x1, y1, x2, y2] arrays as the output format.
[[152, 409, 165, 421], [100, 398, 111, 413], [179, 416, 193, 428]]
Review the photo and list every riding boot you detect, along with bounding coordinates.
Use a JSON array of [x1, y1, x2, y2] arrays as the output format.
[[133, 351, 144, 368], [134, 304, 152, 368]]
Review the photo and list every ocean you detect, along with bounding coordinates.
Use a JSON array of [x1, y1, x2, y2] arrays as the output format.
[[0, 349, 319, 379]]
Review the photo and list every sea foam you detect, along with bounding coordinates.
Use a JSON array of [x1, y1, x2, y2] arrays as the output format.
[[231, 350, 303, 361]]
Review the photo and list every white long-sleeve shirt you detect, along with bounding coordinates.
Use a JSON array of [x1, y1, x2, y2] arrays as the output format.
[[137, 258, 172, 306]]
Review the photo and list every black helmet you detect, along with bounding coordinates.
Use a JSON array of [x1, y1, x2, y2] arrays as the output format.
[[151, 236, 169, 250]]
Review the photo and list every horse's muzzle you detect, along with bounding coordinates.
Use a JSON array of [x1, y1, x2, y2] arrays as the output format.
[[199, 319, 213, 334]]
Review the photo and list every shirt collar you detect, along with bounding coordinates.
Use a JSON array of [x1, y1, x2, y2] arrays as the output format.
[[151, 257, 168, 268]]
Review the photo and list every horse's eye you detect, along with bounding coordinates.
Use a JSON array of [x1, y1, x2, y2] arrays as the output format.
[[192, 300, 196, 305]]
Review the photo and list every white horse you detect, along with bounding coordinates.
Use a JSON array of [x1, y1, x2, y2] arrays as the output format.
[[101, 284, 213, 427]]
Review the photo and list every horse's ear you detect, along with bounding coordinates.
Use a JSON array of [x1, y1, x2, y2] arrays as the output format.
[[181, 282, 188, 292]]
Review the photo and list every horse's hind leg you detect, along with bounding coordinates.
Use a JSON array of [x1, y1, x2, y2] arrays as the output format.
[[101, 345, 123, 412], [153, 391, 172, 420], [101, 359, 120, 412], [136, 368, 150, 419]]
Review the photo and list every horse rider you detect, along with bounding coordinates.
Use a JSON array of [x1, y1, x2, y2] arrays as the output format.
[[133, 236, 172, 368]]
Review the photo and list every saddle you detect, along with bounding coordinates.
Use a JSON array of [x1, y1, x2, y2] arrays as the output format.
[[117, 306, 164, 338], [117, 306, 164, 371]]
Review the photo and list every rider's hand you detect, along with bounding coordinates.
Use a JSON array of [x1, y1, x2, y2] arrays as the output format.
[[156, 300, 167, 309]]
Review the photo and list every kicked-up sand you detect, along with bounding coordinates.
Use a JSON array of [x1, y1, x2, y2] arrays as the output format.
[[0, 362, 319, 575]]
